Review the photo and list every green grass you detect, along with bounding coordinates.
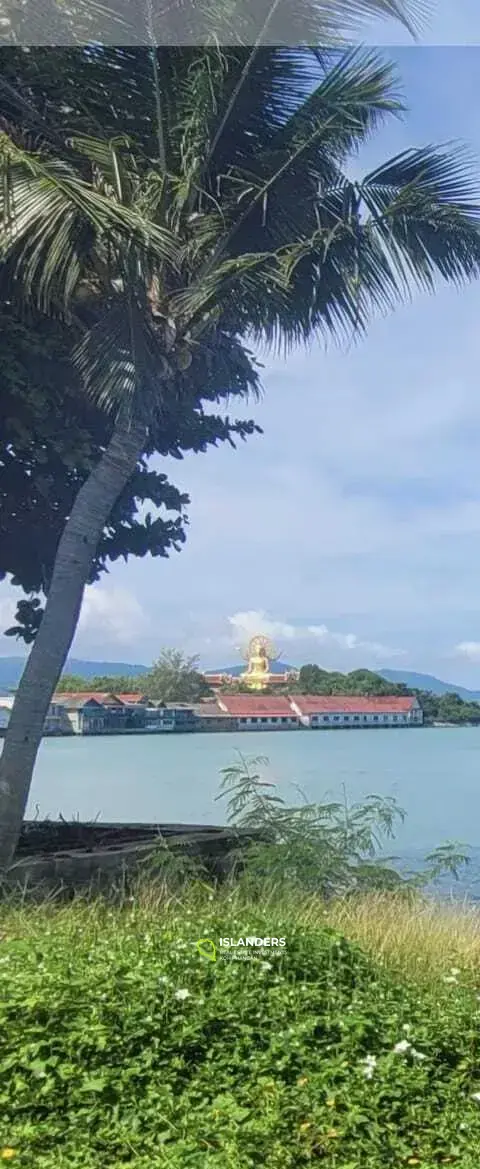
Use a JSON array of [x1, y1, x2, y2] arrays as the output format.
[[1, 882, 480, 1167]]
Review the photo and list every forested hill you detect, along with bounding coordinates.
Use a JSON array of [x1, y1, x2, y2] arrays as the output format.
[[295, 666, 480, 725]]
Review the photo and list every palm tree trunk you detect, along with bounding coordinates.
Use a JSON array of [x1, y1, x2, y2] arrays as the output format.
[[0, 413, 146, 870]]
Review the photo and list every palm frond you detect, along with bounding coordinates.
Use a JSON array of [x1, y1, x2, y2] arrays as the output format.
[[360, 144, 480, 211], [358, 146, 480, 292], [216, 47, 403, 263], [0, 133, 180, 310], [69, 134, 138, 202], [2, 27, 480, 404], [3, 0, 428, 51], [309, 0, 430, 41], [73, 299, 174, 420]]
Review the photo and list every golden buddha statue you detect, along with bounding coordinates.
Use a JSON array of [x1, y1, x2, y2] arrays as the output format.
[[241, 635, 277, 690]]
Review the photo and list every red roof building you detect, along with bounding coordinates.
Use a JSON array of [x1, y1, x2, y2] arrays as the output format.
[[218, 696, 293, 717], [217, 695, 300, 728], [53, 692, 123, 706], [210, 693, 422, 729], [290, 694, 422, 727], [292, 696, 417, 715], [116, 693, 148, 705]]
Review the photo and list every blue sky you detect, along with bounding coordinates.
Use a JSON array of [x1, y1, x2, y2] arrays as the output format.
[[4, 19, 480, 683]]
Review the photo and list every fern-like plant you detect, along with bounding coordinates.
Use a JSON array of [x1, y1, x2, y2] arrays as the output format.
[[216, 753, 470, 897]]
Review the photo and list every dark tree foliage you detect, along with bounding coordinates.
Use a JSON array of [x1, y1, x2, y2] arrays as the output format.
[[0, 308, 260, 641], [54, 674, 144, 694], [297, 664, 408, 696]]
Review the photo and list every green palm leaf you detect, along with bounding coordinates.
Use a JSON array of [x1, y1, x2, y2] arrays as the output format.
[[0, 135, 180, 311], [2, 0, 429, 50], [1, 25, 480, 390]]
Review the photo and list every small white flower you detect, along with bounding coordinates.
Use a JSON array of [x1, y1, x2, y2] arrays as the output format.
[[361, 1054, 377, 1080], [471, 1091, 480, 1103], [443, 975, 458, 984], [158, 976, 169, 985], [393, 1040, 411, 1054], [402, 1023, 411, 1033], [450, 967, 461, 977], [174, 988, 191, 1001], [259, 961, 273, 972], [411, 1048, 427, 1061]]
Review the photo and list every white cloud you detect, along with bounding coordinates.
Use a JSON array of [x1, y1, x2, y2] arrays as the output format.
[[227, 610, 405, 664], [228, 610, 299, 645], [308, 626, 406, 660], [455, 641, 480, 662], [77, 586, 147, 648]]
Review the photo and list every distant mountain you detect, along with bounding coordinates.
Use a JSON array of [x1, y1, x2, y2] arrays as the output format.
[[2, 654, 478, 703], [380, 668, 480, 701], [0, 657, 149, 691], [206, 661, 293, 677]]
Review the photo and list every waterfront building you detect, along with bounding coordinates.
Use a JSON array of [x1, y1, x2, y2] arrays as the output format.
[[2, 686, 424, 739], [50, 693, 197, 734], [44, 702, 71, 735], [53, 694, 109, 734], [53, 692, 146, 734], [164, 703, 196, 732], [0, 696, 71, 735], [143, 706, 176, 732], [196, 694, 423, 730], [191, 703, 236, 732], [116, 693, 149, 706], [217, 695, 300, 729], [290, 695, 423, 728]]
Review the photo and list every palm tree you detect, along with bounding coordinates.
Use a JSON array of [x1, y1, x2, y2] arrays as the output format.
[[1, 18, 480, 865]]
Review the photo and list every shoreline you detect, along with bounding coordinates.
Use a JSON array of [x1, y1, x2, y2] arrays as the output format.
[[1, 720, 474, 739]]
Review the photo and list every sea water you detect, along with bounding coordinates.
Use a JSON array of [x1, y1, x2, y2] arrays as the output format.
[[14, 725, 480, 895]]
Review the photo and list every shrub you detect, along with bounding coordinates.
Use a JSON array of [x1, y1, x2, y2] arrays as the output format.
[[1, 888, 480, 1167], [217, 754, 469, 897]]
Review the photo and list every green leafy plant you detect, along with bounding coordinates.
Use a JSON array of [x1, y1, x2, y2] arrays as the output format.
[[142, 832, 209, 887], [2, 885, 480, 1167], [216, 753, 470, 896]]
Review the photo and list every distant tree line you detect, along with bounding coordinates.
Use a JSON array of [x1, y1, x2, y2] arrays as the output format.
[[57, 651, 212, 704], [55, 658, 480, 724], [295, 665, 480, 726]]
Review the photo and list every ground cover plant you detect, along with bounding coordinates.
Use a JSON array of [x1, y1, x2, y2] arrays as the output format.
[[2, 884, 480, 1168], [1, 759, 479, 1167]]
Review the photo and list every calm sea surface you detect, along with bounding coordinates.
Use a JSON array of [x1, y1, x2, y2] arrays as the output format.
[[13, 725, 480, 895]]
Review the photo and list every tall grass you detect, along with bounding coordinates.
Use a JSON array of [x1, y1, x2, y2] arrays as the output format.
[[328, 893, 480, 981], [3, 877, 480, 985]]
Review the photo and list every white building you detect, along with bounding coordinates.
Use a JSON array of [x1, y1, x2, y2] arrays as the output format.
[[290, 696, 423, 728]]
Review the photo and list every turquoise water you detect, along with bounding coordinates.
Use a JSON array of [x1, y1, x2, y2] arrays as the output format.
[[11, 725, 480, 895], [23, 725, 479, 848]]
